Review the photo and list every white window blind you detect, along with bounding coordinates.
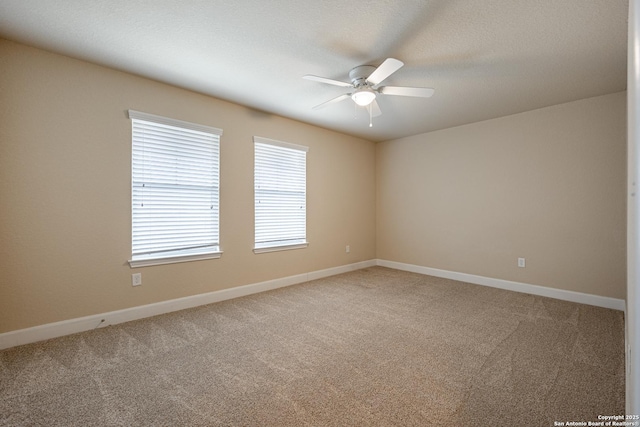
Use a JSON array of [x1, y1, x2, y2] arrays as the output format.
[[128, 110, 222, 267], [254, 137, 308, 252]]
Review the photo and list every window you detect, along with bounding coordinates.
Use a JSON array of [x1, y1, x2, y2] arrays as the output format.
[[128, 110, 222, 267], [254, 137, 308, 253]]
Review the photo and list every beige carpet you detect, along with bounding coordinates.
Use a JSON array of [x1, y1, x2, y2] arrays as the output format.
[[0, 267, 625, 426]]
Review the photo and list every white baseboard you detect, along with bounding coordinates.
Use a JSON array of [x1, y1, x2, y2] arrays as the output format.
[[0, 260, 377, 350], [3, 258, 621, 351], [376, 259, 625, 312]]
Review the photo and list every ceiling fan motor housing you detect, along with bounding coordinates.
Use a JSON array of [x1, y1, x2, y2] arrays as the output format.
[[349, 65, 376, 87]]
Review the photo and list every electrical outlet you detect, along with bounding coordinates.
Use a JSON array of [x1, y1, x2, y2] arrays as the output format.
[[346, 245, 350, 253], [518, 258, 526, 268], [132, 273, 142, 286]]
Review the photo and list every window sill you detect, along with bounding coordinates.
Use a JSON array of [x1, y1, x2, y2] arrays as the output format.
[[129, 250, 222, 268], [253, 242, 308, 254]]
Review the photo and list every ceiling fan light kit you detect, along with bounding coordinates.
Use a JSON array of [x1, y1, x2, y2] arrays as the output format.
[[303, 58, 434, 127], [352, 87, 376, 106]]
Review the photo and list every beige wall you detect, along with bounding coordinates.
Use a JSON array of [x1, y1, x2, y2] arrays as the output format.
[[0, 37, 627, 335], [0, 39, 377, 333], [377, 92, 627, 299]]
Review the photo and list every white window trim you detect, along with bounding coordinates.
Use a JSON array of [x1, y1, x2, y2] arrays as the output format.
[[253, 136, 309, 254], [128, 110, 223, 136], [128, 110, 223, 267], [253, 136, 308, 153], [253, 242, 309, 254], [128, 250, 223, 268]]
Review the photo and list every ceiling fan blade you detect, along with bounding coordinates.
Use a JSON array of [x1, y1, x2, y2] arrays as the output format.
[[366, 58, 404, 86], [303, 74, 352, 88], [379, 86, 435, 98], [370, 99, 382, 117], [312, 93, 351, 109]]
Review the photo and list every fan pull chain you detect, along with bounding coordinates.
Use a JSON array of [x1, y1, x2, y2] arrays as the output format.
[[368, 103, 373, 127]]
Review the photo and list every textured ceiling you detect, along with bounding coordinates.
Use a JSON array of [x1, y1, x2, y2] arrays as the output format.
[[0, 0, 629, 142]]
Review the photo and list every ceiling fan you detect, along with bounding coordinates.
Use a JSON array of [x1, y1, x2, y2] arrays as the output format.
[[303, 58, 434, 126]]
